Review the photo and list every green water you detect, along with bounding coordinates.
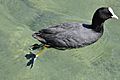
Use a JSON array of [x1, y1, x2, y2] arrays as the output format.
[[0, 0, 120, 80]]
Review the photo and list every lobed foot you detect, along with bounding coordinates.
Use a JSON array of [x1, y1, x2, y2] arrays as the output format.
[[29, 44, 41, 50], [25, 52, 36, 69]]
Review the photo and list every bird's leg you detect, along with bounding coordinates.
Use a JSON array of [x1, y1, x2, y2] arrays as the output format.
[[25, 44, 48, 68], [35, 44, 50, 57]]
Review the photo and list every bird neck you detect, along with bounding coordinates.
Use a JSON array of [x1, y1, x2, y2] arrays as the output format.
[[91, 14, 105, 32]]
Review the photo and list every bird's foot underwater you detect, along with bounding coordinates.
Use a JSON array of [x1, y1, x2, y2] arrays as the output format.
[[25, 44, 47, 68], [29, 44, 41, 50], [25, 52, 37, 69], [29, 44, 45, 51]]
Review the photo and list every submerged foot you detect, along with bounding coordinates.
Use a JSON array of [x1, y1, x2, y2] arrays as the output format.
[[25, 44, 46, 69], [25, 52, 36, 59], [25, 52, 36, 69], [29, 44, 45, 50], [29, 44, 41, 50]]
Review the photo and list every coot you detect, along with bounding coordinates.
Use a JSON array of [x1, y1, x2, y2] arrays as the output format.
[[33, 7, 118, 49], [25, 7, 118, 68]]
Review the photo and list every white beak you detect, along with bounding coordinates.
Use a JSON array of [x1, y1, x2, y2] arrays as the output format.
[[112, 14, 119, 19], [108, 7, 118, 19]]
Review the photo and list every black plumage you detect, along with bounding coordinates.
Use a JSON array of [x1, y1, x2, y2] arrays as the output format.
[[25, 7, 118, 68], [32, 7, 118, 49]]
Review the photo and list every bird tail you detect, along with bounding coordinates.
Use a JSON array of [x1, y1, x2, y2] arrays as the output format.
[[32, 32, 46, 44]]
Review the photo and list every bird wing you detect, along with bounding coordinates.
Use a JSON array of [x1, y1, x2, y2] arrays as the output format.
[[41, 28, 85, 48], [39, 22, 80, 34], [33, 23, 99, 48]]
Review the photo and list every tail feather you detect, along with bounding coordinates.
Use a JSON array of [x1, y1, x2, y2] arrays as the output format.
[[32, 33, 46, 44]]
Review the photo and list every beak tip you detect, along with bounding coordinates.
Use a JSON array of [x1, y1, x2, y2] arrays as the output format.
[[112, 15, 118, 19], [116, 17, 119, 19], [115, 17, 118, 19]]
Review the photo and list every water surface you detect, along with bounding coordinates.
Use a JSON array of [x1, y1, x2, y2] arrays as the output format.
[[0, 0, 120, 80]]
